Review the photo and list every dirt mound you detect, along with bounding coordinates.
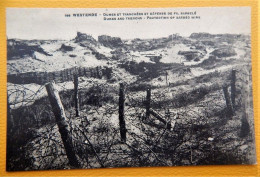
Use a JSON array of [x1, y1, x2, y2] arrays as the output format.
[[59, 44, 74, 52], [178, 51, 201, 61], [7, 39, 51, 60], [210, 47, 237, 58]]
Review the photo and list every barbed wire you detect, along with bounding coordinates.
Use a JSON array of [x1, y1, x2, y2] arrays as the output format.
[[7, 64, 254, 170]]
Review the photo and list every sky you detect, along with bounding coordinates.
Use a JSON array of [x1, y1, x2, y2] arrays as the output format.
[[6, 7, 251, 40]]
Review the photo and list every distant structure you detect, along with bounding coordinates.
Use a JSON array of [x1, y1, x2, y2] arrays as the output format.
[[98, 35, 123, 48], [75, 32, 96, 43], [168, 33, 181, 41]]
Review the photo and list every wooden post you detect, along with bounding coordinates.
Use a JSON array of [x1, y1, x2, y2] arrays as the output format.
[[66, 69, 70, 81], [165, 71, 168, 85], [240, 113, 250, 137], [146, 87, 151, 119], [70, 69, 74, 80], [6, 97, 14, 171], [74, 74, 80, 117], [90, 68, 93, 78], [223, 86, 233, 116], [78, 67, 82, 77], [45, 81, 81, 168], [97, 66, 102, 79], [48, 72, 52, 81], [45, 72, 49, 83], [231, 69, 236, 108], [150, 108, 171, 129], [7, 98, 14, 132], [83, 67, 87, 76], [64, 69, 68, 82], [105, 67, 112, 79], [165, 108, 170, 120], [67, 69, 71, 80], [60, 71, 64, 83], [96, 67, 100, 79], [118, 83, 126, 142], [64, 69, 67, 82], [63, 70, 66, 82], [52, 72, 56, 82]]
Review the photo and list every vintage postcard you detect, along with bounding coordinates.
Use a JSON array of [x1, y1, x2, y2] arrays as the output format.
[[6, 7, 256, 171]]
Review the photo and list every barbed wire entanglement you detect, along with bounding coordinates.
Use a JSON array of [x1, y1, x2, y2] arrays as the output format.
[[7, 34, 255, 170], [7, 62, 255, 170]]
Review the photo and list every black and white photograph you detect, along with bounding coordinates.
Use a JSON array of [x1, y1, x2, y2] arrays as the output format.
[[6, 7, 256, 171]]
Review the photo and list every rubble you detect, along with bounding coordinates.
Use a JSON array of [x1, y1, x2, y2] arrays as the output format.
[[74, 32, 96, 43], [98, 35, 123, 48]]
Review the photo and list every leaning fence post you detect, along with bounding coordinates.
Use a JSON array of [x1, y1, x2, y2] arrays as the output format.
[[231, 69, 236, 108], [45, 81, 81, 168], [146, 87, 151, 119], [150, 108, 171, 129], [74, 74, 80, 117], [222, 85, 233, 116], [119, 83, 126, 142]]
